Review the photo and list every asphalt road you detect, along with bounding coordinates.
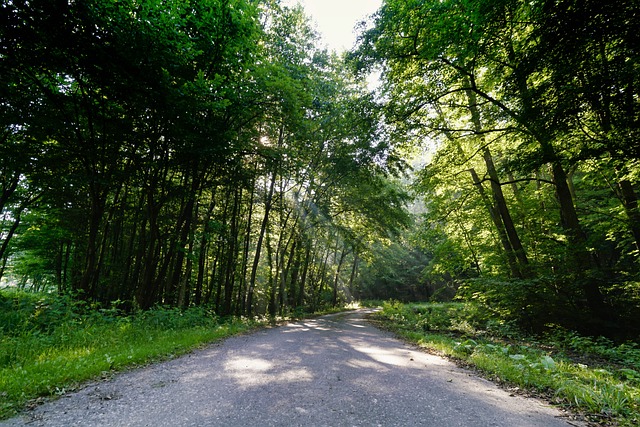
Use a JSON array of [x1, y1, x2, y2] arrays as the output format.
[[3, 310, 584, 426]]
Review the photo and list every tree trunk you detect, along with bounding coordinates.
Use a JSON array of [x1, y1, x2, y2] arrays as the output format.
[[618, 179, 640, 253], [237, 170, 256, 314], [279, 237, 296, 314], [288, 237, 302, 308], [247, 169, 277, 316], [222, 186, 241, 316], [78, 185, 107, 299], [297, 240, 312, 308], [195, 194, 217, 306], [348, 251, 359, 300], [266, 227, 276, 317], [466, 87, 529, 277], [332, 245, 348, 307], [551, 159, 606, 315], [469, 168, 519, 277]]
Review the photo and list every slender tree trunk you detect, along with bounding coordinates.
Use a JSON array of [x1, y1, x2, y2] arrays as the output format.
[[274, 207, 295, 315], [266, 227, 277, 317], [195, 193, 217, 306], [178, 237, 193, 308], [469, 168, 519, 277], [318, 242, 332, 304], [247, 169, 277, 316], [279, 237, 297, 314], [136, 159, 170, 309], [348, 251, 359, 300], [222, 187, 241, 316], [79, 186, 108, 299], [237, 171, 256, 314], [205, 244, 221, 306], [288, 237, 302, 308], [95, 183, 127, 302], [482, 148, 529, 271], [466, 87, 528, 276], [214, 190, 233, 313], [332, 245, 348, 307], [125, 188, 144, 295], [298, 240, 312, 308]]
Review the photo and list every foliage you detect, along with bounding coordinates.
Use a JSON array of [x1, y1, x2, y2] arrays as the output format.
[[356, 237, 432, 302], [0, 0, 410, 317], [373, 301, 640, 426], [352, 0, 640, 335]]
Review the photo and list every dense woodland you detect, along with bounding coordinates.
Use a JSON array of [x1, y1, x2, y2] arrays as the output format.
[[354, 0, 640, 336], [1, 0, 639, 337], [1, 0, 412, 317]]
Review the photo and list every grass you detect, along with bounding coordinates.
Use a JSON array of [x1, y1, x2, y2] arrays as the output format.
[[0, 290, 277, 420], [370, 300, 640, 427]]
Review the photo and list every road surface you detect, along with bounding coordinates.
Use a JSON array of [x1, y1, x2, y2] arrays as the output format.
[[2, 310, 584, 426]]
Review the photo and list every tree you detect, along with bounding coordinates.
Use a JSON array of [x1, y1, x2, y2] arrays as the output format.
[[353, 0, 639, 330], [1, 0, 415, 319]]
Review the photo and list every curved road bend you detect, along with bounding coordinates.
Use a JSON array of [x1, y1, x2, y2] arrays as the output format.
[[3, 310, 584, 427]]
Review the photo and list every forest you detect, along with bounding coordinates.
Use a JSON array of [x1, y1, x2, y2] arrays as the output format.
[[1, 0, 639, 338]]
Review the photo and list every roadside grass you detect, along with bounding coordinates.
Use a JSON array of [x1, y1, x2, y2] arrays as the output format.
[[0, 289, 295, 420], [370, 300, 640, 427]]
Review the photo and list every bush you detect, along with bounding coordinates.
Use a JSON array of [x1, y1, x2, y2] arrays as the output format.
[[456, 277, 595, 333]]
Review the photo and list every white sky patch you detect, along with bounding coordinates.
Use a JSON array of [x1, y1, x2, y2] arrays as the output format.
[[282, 0, 382, 52]]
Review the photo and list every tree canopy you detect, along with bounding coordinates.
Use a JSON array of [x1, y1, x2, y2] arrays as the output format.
[[2, 0, 638, 337], [353, 0, 639, 335], [1, 0, 409, 316]]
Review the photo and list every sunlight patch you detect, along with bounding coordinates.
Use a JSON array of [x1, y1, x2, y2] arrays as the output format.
[[225, 357, 273, 372], [347, 358, 389, 371], [352, 346, 409, 367], [223, 357, 313, 387]]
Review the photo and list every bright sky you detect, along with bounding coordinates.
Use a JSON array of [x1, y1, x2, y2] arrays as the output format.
[[282, 0, 382, 52]]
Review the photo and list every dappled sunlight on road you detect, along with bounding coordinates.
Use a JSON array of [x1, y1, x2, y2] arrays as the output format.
[[212, 311, 462, 394], [225, 356, 273, 372], [345, 357, 390, 371], [350, 345, 410, 367], [283, 323, 311, 331], [221, 356, 313, 388]]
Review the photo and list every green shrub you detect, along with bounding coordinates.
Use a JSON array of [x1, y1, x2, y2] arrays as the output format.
[[456, 277, 594, 333]]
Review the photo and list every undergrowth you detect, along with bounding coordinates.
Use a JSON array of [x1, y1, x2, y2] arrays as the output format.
[[0, 290, 260, 419], [371, 300, 640, 427]]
